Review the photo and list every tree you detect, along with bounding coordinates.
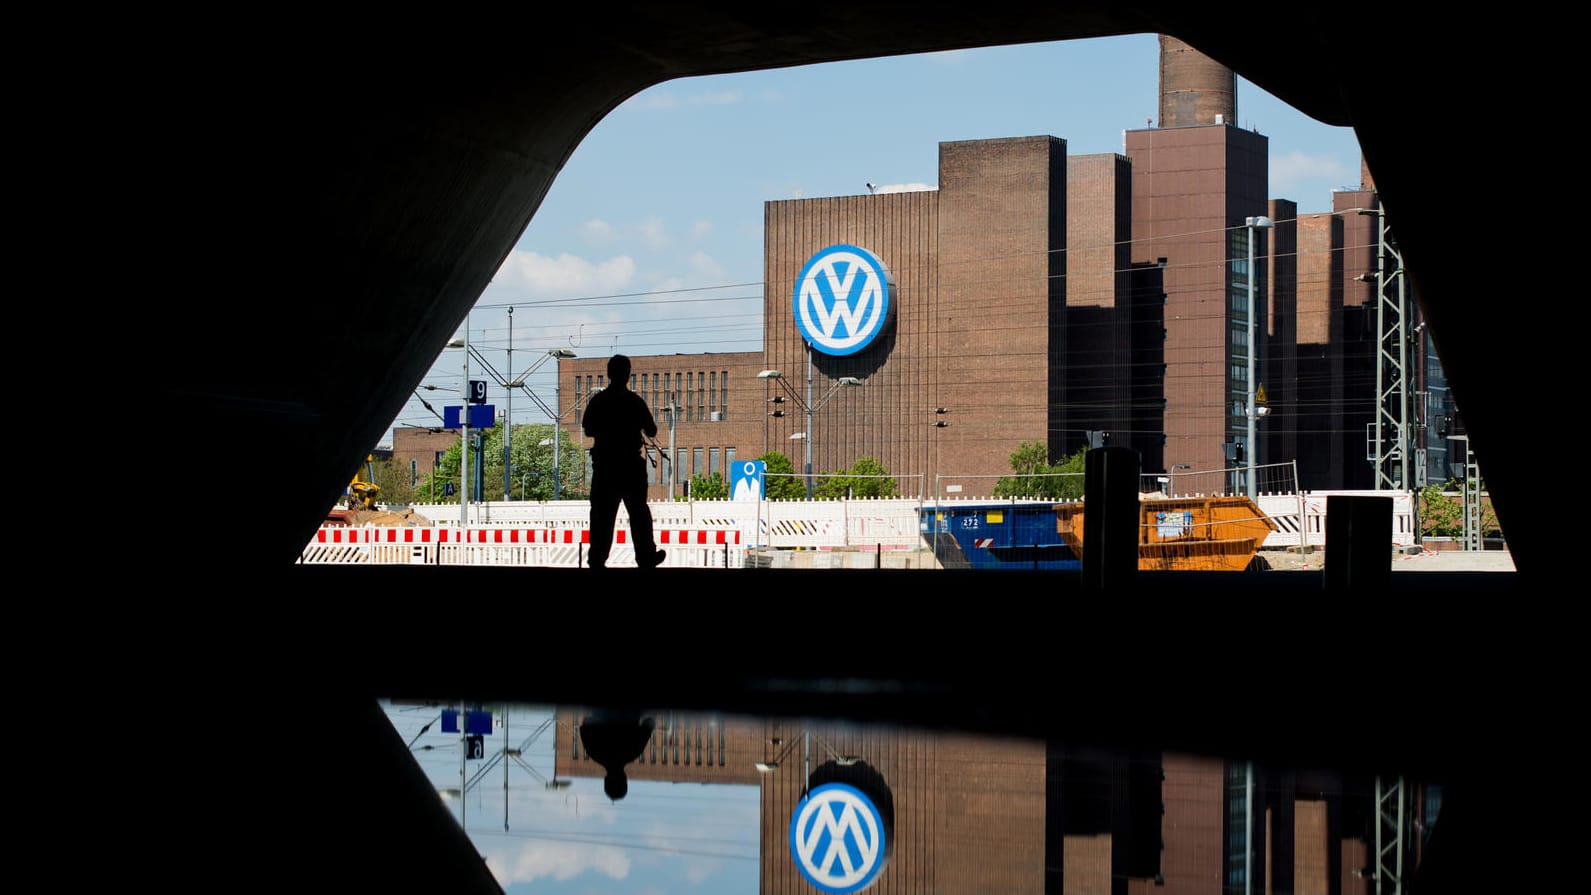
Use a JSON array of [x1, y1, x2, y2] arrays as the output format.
[[370, 457, 415, 506], [414, 422, 586, 503], [814, 455, 899, 499], [993, 441, 1087, 500], [684, 471, 728, 499], [1418, 478, 1502, 539], [757, 451, 807, 500]]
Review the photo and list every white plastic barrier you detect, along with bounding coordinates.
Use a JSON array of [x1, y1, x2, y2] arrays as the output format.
[[353, 490, 1418, 562], [1258, 490, 1416, 549], [300, 524, 744, 568]]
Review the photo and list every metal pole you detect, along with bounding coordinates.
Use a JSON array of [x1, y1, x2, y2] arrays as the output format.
[[1243, 216, 1271, 500], [805, 345, 814, 500], [504, 307, 513, 500], [1244, 761, 1254, 895], [1246, 221, 1258, 500], [503, 705, 510, 831], [553, 412, 561, 501], [1397, 256, 1411, 490], [668, 400, 677, 500]]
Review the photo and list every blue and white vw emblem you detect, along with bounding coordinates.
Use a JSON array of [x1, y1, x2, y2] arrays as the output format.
[[793, 244, 893, 357], [789, 783, 887, 893]]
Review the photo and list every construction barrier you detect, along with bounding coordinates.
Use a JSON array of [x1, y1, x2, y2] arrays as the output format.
[[299, 525, 744, 568]]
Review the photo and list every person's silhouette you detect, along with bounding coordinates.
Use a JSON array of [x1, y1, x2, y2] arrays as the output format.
[[582, 354, 666, 569], [578, 710, 655, 801]]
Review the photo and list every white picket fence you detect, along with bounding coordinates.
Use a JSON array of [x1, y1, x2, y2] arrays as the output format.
[[301, 490, 1416, 567]]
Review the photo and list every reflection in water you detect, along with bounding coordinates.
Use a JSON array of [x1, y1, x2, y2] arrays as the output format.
[[386, 701, 1441, 894], [578, 709, 656, 801]]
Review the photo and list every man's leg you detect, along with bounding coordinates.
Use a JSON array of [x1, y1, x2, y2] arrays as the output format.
[[588, 476, 619, 569], [623, 480, 663, 568]]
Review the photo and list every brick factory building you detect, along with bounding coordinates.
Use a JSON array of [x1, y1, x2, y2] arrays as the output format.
[[545, 36, 1451, 502]]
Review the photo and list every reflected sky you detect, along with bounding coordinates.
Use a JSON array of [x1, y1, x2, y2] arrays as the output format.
[[383, 701, 760, 894]]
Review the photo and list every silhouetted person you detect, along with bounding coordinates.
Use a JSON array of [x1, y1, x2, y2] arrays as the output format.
[[579, 710, 655, 801], [582, 354, 666, 569]]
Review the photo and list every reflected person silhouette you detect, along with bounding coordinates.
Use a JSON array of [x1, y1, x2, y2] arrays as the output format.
[[579, 710, 655, 801]]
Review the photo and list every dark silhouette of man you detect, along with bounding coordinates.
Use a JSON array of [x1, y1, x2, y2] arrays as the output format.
[[579, 711, 655, 801], [582, 354, 666, 569]]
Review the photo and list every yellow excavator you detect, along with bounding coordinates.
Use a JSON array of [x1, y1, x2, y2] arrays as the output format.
[[346, 454, 381, 510]]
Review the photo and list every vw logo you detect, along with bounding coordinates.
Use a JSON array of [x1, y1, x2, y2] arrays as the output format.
[[789, 783, 887, 893], [793, 244, 893, 356]]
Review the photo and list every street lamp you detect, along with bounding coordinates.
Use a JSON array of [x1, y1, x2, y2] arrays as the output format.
[[759, 366, 862, 499], [1244, 216, 1273, 499], [660, 397, 678, 499]]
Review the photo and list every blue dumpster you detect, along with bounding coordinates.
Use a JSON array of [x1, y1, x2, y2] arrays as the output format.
[[919, 502, 1080, 570]]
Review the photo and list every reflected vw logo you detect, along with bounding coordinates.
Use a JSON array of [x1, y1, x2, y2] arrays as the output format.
[[790, 783, 887, 893], [794, 244, 893, 356]]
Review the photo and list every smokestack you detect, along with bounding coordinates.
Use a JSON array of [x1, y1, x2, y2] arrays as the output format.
[[1158, 35, 1236, 128]]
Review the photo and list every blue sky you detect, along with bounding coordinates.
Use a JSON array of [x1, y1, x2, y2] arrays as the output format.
[[382, 33, 1363, 446]]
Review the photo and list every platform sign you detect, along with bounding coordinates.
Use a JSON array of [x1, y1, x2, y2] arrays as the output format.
[[444, 405, 497, 429]]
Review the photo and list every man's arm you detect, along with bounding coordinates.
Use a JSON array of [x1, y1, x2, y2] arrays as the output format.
[[639, 393, 658, 438], [582, 390, 604, 440]]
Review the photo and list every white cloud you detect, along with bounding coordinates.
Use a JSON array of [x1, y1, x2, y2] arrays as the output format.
[[1270, 150, 1355, 194], [638, 89, 745, 110], [484, 840, 630, 886], [687, 251, 723, 279], [639, 217, 670, 249], [690, 220, 712, 241], [579, 218, 615, 244], [693, 90, 743, 105], [874, 182, 935, 193], [493, 250, 637, 297]]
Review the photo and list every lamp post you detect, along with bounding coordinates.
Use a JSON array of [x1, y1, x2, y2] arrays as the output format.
[[662, 398, 678, 499], [1244, 216, 1273, 500], [759, 363, 862, 499]]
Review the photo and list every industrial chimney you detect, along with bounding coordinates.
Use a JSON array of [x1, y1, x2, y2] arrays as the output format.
[[1158, 35, 1236, 128]]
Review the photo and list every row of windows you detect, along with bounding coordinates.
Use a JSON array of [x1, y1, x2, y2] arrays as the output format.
[[642, 446, 739, 485], [570, 719, 727, 768], [571, 370, 735, 424]]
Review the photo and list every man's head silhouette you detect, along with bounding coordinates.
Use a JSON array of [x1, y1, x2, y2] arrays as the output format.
[[609, 353, 630, 383], [579, 711, 654, 803], [604, 771, 628, 801]]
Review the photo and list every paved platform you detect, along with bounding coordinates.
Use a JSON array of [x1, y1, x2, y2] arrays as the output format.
[[1390, 547, 1515, 572]]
